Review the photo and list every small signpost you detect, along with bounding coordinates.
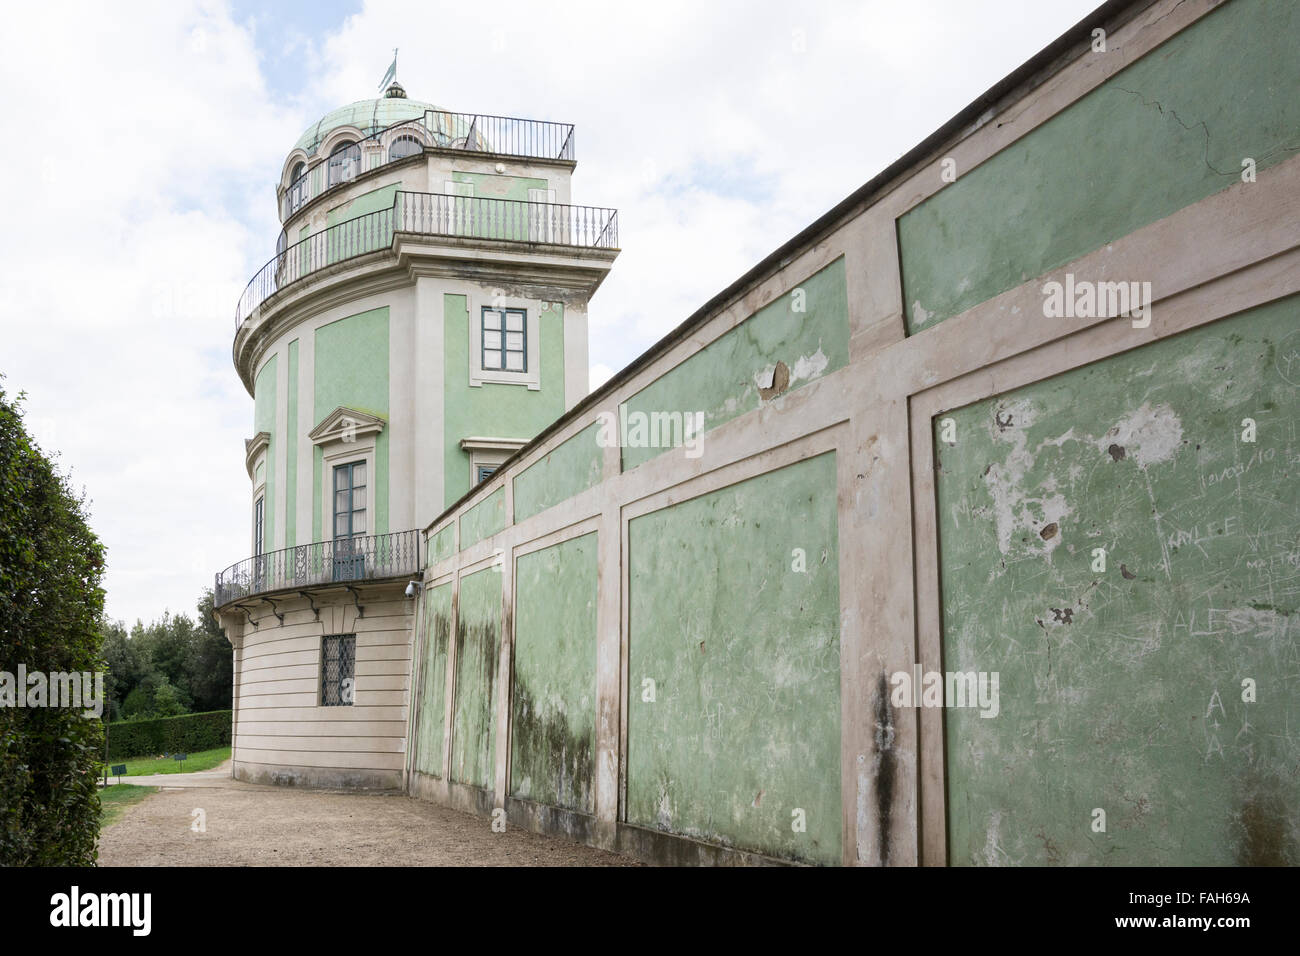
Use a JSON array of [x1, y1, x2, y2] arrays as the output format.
[[110, 764, 127, 784], [173, 753, 187, 771]]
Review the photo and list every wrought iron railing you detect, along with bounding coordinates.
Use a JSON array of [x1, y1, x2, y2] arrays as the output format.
[[394, 191, 618, 250], [236, 205, 396, 326], [214, 529, 421, 608], [235, 191, 618, 329], [280, 109, 576, 220]]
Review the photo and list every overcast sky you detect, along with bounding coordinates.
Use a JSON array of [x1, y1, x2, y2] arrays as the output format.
[[0, 0, 1101, 626]]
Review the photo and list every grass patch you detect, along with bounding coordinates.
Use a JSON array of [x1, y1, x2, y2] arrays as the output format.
[[99, 745, 231, 778], [99, 784, 155, 828]]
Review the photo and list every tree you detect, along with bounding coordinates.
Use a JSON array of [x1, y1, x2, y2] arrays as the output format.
[[100, 591, 232, 721], [101, 619, 147, 721], [0, 382, 106, 865], [150, 681, 188, 718], [189, 590, 233, 713]]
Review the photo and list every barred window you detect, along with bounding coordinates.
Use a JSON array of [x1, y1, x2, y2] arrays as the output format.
[[321, 634, 355, 706]]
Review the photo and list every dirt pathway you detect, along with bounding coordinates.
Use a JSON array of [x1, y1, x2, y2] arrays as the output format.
[[98, 782, 639, 866]]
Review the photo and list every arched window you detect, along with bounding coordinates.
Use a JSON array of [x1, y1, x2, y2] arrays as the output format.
[[388, 134, 422, 161], [327, 140, 359, 186], [285, 161, 309, 214]]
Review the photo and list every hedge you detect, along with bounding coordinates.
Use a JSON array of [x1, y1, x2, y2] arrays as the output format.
[[1, 384, 106, 866], [106, 709, 232, 761]]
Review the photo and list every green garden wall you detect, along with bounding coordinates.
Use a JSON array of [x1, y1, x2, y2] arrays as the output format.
[[898, 0, 1300, 332], [459, 486, 505, 551], [626, 452, 842, 863], [450, 567, 501, 789], [512, 422, 603, 522], [620, 257, 848, 471], [936, 295, 1300, 865], [428, 523, 455, 566], [511, 533, 598, 813], [412, 582, 452, 778]]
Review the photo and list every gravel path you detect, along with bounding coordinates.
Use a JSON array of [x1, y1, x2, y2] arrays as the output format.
[[98, 776, 639, 867]]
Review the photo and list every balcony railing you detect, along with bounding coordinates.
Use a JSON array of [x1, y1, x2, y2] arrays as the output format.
[[395, 191, 618, 249], [280, 109, 576, 220], [214, 529, 421, 608], [236, 190, 618, 329]]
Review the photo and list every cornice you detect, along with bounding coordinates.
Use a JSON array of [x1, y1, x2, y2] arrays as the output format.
[[244, 431, 271, 479], [233, 236, 619, 396]]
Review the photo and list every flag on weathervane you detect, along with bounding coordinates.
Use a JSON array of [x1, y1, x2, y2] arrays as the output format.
[[378, 49, 397, 91]]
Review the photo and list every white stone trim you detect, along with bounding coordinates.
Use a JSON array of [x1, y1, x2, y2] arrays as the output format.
[[319, 437, 379, 543], [413, 277, 446, 531], [460, 436, 527, 487], [309, 406, 387, 446], [319, 125, 366, 160], [281, 149, 310, 190], [250, 478, 267, 555], [245, 431, 270, 479], [562, 299, 588, 409]]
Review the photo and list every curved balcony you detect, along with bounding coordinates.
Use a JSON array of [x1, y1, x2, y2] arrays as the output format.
[[214, 529, 422, 609], [281, 109, 577, 221], [236, 190, 619, 330]]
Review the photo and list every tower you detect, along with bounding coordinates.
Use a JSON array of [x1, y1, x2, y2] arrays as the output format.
[[214, 82, 618, 788]]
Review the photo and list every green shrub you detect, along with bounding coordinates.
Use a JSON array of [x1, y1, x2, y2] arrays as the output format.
[[105, 709, 232, 761], [0, 383, 106, 865]]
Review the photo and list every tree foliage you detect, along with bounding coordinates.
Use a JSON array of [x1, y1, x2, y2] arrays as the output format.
[[0, 383, 106, 865], [102, 590, 232, 721]]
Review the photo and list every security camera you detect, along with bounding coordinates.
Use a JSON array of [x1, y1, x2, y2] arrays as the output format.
[[404, 581, 419, 598]]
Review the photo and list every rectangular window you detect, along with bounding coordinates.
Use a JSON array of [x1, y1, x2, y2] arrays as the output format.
[[321, 634, 355, 706], [254, 496, 264, 556], [332, 462, 367, 582], [481, 307, 527, 372], [475, 464, 497, 484]]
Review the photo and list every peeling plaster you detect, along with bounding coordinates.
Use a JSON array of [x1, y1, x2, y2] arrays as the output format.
[[982, 400, 1074, 557], [790, 348, 830, 384], [1096, 402, 1184, 467]]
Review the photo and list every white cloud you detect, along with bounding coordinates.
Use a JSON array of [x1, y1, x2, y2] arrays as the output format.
[[307, 0, 1101, 368], [0, 0, 1100, 625], [588, 364, 615, 393], [0, 0, 295, 625]]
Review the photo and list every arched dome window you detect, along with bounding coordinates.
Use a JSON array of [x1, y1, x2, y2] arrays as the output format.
[[284, 161, 310, 216], [327, 140, 359, 186], [388, 134, 422, 161]]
